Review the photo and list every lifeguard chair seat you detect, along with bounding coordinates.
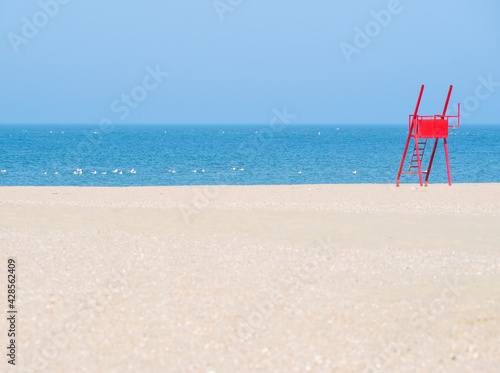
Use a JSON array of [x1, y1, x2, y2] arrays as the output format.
[[416, 118, 449, 138]]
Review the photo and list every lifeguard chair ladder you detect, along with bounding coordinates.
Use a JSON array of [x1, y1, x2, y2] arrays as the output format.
[[397, 85, 460, 187]]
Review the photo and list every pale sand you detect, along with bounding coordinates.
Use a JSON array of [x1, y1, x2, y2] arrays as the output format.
[[1, 184, 499, 372]]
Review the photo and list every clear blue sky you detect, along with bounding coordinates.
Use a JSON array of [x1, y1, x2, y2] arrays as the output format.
[[1, 0, 499, 125]]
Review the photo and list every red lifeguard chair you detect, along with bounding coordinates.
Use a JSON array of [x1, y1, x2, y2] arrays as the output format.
[[397, 85, 460, 187]]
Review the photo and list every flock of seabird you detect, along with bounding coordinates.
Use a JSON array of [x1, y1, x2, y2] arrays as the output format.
[[1, 167, 359, 175]]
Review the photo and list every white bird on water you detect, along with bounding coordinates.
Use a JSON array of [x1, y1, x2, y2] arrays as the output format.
[[352, 171, 357, 174], [111, 169, 118, 173], [239, 168, 244, 171], [192, 170, 197, 173], [129, 169, 137, 174], [92, 171, 97, 174], [119, 171, 123, 174], [101, 172, 107, 175]]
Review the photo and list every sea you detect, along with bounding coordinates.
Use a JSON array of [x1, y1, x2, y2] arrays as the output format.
[[0, 124, 498, 186]]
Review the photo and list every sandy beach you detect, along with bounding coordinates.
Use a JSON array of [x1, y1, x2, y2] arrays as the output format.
[[1, 183, 499, 372]]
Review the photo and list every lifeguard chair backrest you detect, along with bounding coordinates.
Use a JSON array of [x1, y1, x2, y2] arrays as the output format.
[[414, 85, 454, 139]]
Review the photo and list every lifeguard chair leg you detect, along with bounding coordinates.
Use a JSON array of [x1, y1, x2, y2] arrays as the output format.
[[396, 127, 413, 187], [424, 139, 439, 186], [441, 86, 453, 186], [442, 86, 453, 119], [397, 85, 424, 187], [444, 138, 452, 185]]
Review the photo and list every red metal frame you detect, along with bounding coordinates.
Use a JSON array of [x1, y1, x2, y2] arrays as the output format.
[[396, 85, 460, 187]]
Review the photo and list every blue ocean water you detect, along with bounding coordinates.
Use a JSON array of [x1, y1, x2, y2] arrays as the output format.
[[0, 124, 498, 186]]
